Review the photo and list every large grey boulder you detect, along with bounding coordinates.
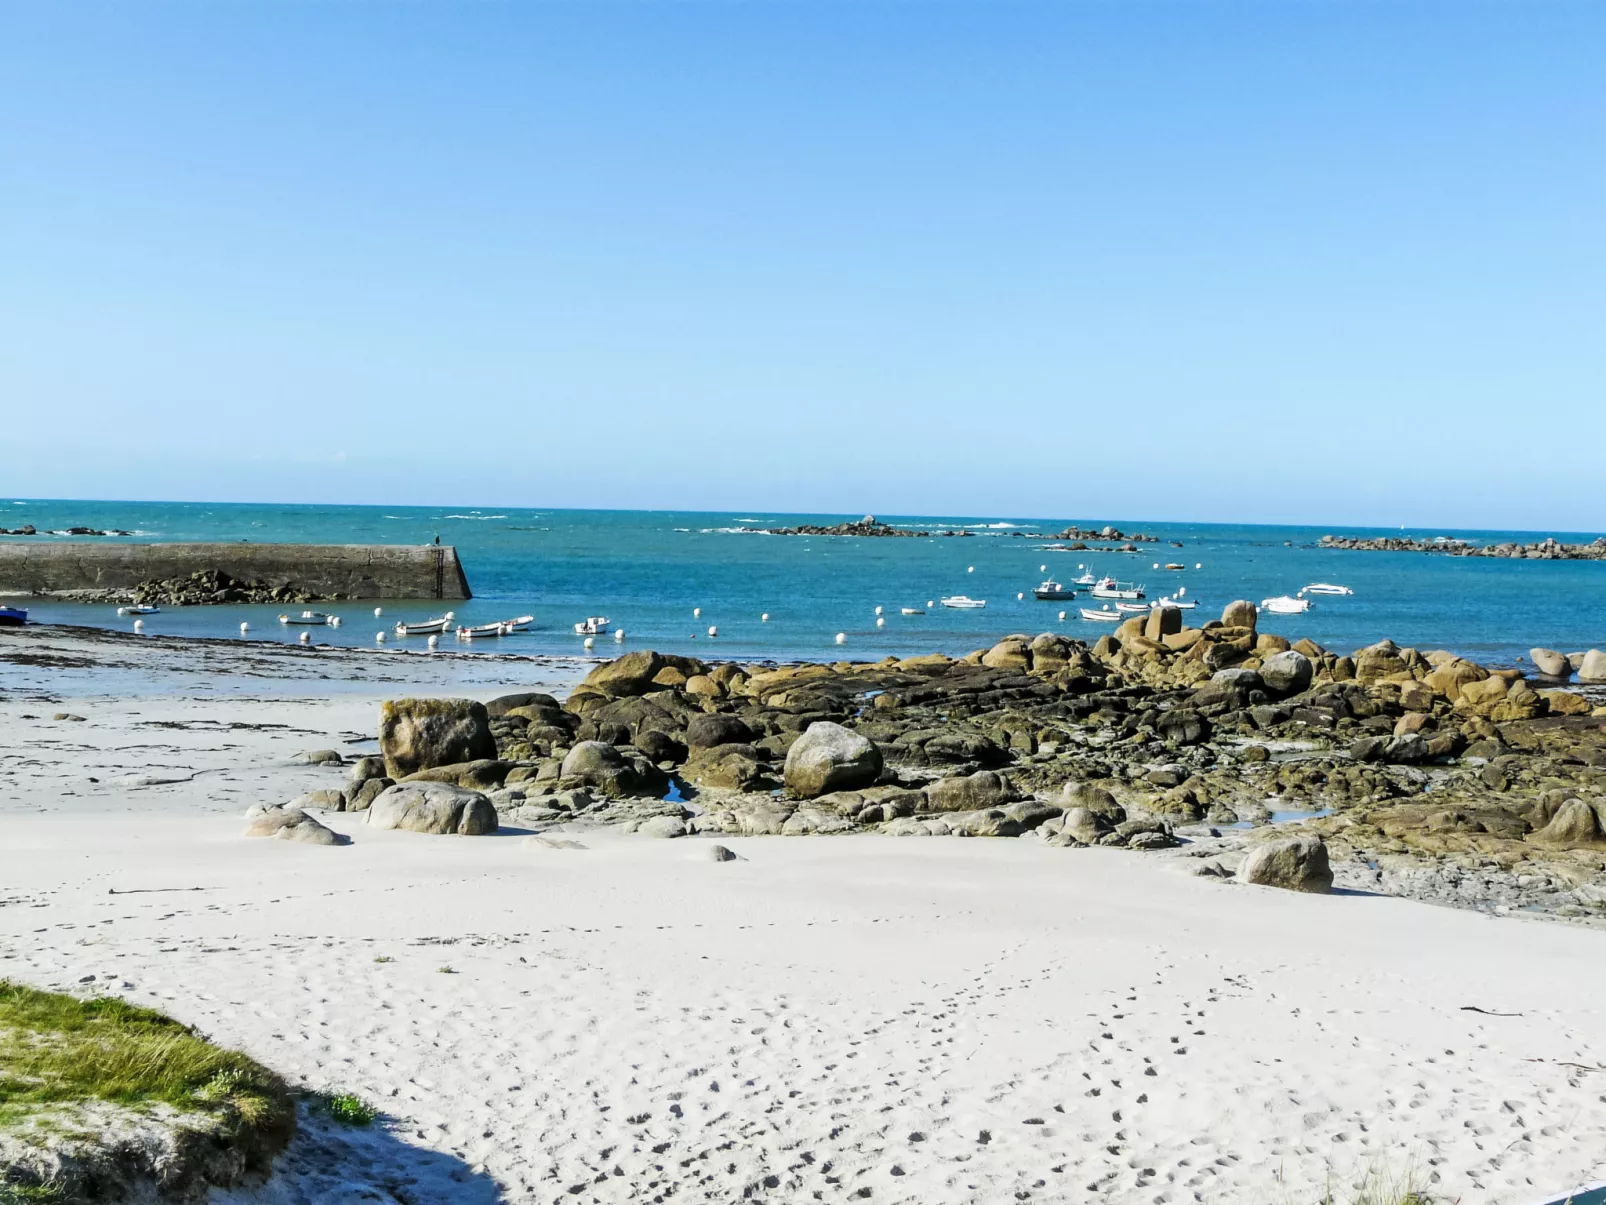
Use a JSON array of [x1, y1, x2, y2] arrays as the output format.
[[1059, 806, 1109, 845], [580, 650, 666, 698], [379, 698, 495, 779], [1259, 650, 1314, 696], [347, 776, 393, 812], [1530, 648, 1572, 679], [924, 770, 1019, 813], [636, 815, 687, 839], [783, 722, 882, 797], [1057, 782, 1126, 825], [684, 713, 755, 750], [560, 741, 664, 795], [366, 782, 499, 835], [1220, 600, 1259, 630], [243, 805, 345, 846], [1579, 650, 1606, 684], [1236, 836, 1333, 893]]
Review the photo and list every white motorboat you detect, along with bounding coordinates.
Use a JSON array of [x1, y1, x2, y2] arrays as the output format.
[[117, 604, 160, 616], [502, 615, 534, 632], [1261, 595, 1312, 615], [1032, 578, 1076, 601], [458, 621, 509, 639], [940, 596, 987, 609], [1080, 607, 1122, 622], [901, 607, 925, 615], [1074, 570, 1097, 586], [280, 611, 333, 625], [395, 617, 454, 636], [1090, 576, 1145, 600], [574, 616, 611, 635], [1303, 583, 1353, 596]]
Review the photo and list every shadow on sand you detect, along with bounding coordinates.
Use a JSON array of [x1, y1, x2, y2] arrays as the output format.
[[219, 1101, 506, 1205]]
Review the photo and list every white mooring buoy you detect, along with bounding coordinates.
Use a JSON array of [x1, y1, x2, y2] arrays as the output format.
[[1017, 592, 1024, 601], [835, 632, 846, 645], [707, 625, 718, 637], [298, 631, 311, 645], [239, 621, 250, 634], [376, 631, 386, 644], [693, 607, 701, 619], [875, 605, 883, 616], [876, 617, 885, 627], [427, 634, 438, 650], [133, 619, 144, 633], [761, 612, 770, 622], [1058, 610, 1067, 621], [967, 565, 974, 573], [374, 607, 383, 618]]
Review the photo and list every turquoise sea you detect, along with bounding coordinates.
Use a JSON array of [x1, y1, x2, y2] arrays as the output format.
[[5, 500, 1605, 668]]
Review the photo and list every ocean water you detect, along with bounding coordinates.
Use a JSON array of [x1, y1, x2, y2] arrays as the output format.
[[4, 499, 1605, 668]]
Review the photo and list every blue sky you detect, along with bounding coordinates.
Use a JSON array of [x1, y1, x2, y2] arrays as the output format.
[[3, 1, 1602, 527]]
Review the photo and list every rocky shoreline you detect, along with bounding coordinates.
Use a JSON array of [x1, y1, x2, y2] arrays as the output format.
[[1321, 532, 1606, 559], [254, 602, 1606, 927], [737, 515, 1164, 543], [0, 525, 132, 537], [40, 570, 339, 606]]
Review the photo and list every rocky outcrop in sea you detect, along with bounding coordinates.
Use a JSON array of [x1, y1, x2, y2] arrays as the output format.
[[1321, 533, 1606, 560]]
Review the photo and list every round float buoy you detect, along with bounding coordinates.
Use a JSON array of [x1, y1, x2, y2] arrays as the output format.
[[1017, 592, 1024, 601], [376, 631, 386, 643], [761, 613, 769, 622], [927, 600, 934, 609], [1058, 610, 1067, 621], [330, 616, 341, 628], [967, 566, 974, 573], [876, 617, 885, 627], [1195, 563, 1202, 570], [1179, 586, 1186, 597], [278, 614, 289, 625], [133, 619, 143, 633], [1153, 562, 1160, 569], [1040, 564, 1046, 572], [693, 607, 701, 618], [116, 606, 126, 617], [374, 607, 383, 618], [875, 605, 884, 616], [298, 631, 311, 645], [835, 632, 846, 644], [444, 611, 455, 621], [583, 636, 595, 649], [614, 628, 625, 641], [707, 625, 718, 637], [427, 634, 438, 650], [239, 621, 249, 634]]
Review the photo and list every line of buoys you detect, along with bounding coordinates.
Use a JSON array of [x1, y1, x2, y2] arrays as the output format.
[[835, 632, 846, 644]]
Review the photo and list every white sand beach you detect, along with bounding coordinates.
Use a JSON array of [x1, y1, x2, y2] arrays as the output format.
[[4, 628, 1606, 1204]]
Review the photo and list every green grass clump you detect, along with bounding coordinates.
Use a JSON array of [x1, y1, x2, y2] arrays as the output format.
[[318, 1091, 376, 1126], [0, 979, 291, 1132]]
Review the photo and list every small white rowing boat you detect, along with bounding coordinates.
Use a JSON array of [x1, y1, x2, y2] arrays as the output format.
[[1261, 595, 1311, 615], [901, 607, 925, 615], [502, 615, 534, 632], [574, 616, 611, 635], [1080, 607, 1122, 622], [1114, 601, 1151, 614], [940, 596, 987, 609], [1302, 583, 1353, 596], [395, 617, 454, 636], [458, 621, 509, 639]]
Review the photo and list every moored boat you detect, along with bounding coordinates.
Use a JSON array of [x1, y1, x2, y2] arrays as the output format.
[[574, 616, 611, 635], [458, 621, 509, 639], [0, 605, 26, 627], [502, 615, 534, 632], [1032, 578, 1076, 601], [280, 611, 334, 626], [1079, 607, 1121, 622], [395, 616, 454, 636], [940, 596, 986, 609], [1261, 595, 1312, 614], [1090, 576, 1145, 600], [1115, 601, 1151, 613], [1074, 570, 1097, 586], [901, 607, 925, 615], [117, 604, 160, 616], [1303, 583, 1353, 596]]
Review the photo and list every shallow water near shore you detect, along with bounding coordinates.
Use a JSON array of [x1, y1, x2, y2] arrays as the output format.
[[5, 499, 1605, 666]]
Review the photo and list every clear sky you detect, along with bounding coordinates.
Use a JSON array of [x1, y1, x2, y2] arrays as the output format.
[[3, 1, 1602, 528]]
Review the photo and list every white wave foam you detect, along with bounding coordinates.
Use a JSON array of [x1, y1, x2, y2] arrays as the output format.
[[443, 514, 508, 520]]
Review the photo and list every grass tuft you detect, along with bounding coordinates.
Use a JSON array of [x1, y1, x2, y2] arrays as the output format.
[[318, 1091, 377, 1127], [0, 979, 291, 1132]]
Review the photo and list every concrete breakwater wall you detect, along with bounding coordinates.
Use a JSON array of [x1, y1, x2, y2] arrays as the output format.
[[0, 543, 471, 600]]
